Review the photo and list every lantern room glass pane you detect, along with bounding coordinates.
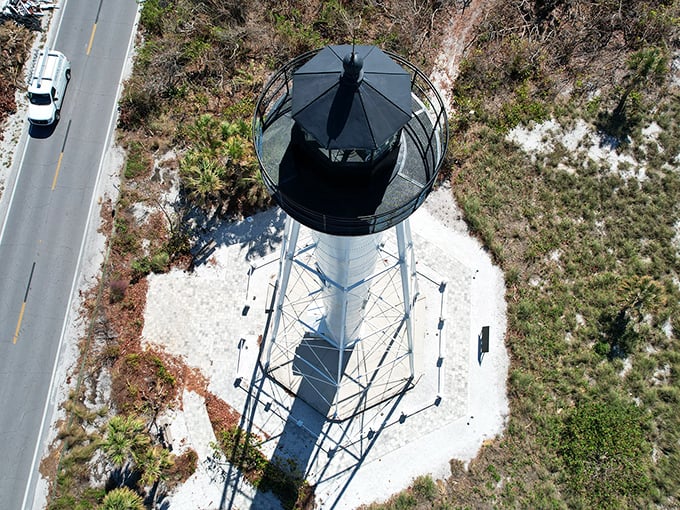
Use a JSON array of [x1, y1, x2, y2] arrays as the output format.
[[299, 125, 401, 167]]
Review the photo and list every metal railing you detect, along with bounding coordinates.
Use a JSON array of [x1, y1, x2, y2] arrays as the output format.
[[253, 47, 449, 235]]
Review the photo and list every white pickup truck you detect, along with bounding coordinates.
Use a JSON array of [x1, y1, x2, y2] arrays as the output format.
[[27, 49, 71, 126]]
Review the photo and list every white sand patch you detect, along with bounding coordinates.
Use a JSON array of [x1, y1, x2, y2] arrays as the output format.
[[585, 137, 640, 180], [642, 121, 662, 140], [506, 118, 559, 156], [425, 180, 468, 234], [651, 364, 671, 386], [155, 149, 181, 205], [672, 221, 680, 257], [130, 200, 155, 223], [507, 118, 648, 180], [671, 54, 680, 88], [619, 357, 633, 378], [561, 119, 591, 152], [663, 319, 673, 338]]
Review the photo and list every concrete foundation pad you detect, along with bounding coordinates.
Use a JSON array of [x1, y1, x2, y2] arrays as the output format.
[[143, 191, 508, 509]]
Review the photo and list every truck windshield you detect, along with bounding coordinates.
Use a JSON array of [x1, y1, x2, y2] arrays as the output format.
[[28, 93, 52, 105]]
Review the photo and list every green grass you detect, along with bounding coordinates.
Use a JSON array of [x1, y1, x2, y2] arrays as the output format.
[[123, 141, 151, 180], [558, 398, 652, 506], [441, 70, 680, 510]]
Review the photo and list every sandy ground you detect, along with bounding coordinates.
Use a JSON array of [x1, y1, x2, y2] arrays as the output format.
[[430, 0, 487, 110]]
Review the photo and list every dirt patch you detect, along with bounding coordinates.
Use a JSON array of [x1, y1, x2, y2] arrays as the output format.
[[431, 0, 491, 109], [205, 392, 241, 435]]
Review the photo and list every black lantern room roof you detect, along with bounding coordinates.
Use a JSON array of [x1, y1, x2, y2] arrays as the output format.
[[253, 46, 448, 236], [291, 44, 412, 150]]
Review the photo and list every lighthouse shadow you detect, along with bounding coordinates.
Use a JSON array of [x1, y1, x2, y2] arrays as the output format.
[[218, 358, 409, 510], [250, 378, 331, 510], [252, 373, 408, 510]]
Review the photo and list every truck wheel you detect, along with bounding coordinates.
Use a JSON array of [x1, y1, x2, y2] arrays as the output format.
[[66, 69, 71, 81]]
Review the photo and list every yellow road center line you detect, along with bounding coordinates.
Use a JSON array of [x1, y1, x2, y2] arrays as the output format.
[[13, 301, 26, 344], [86, 23, 97, 55], [52, 151, 64, 191]]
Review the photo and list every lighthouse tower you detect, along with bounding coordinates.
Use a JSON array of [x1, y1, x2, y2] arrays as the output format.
[[253, 44, 447, 421]]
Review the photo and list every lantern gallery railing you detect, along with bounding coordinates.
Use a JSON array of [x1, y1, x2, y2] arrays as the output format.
[[253, 47, 448, 236]]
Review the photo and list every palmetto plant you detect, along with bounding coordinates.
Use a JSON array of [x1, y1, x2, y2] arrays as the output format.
[[138, 444, 174, 487], [185, 114, 223, 155], [613, 47, 668, 119], [179, 114, 268, 217], [616, 274, 667, 323], [100, 486, 144, 510], [180, 153, 226, 208], [607, 274, 668, 354], [102, 415, 150, 469], [101, 414, 176, 505]]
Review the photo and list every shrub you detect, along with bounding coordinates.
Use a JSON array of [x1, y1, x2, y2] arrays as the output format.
[[600, 275, 668, 357], [166, 449, 198, 485], [111, 216, 139, 255], [100, 486, 144, 510], [179, 115, 269, 217], [150, 251, 170, 273], [130, 256, 151, 281], [111, 351, 180, 415], [272, 9, 325, 56], [118, 79, 159, 131], [109, 280, 128, 304], [131, 251, 169, 281], [391, 492, 417, 509], [152, 356, 176, 386], [497, 84, 549, 132], [412, 474, 438, 502], [139, 0, 168, 36], [258, 458, 306, 510], [559, 398, 651, 506], [218, 426, 266, 474], [215, 426, 312, 509]]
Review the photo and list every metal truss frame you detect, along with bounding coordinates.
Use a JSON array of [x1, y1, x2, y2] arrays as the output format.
[[263, 217, 420, 421]]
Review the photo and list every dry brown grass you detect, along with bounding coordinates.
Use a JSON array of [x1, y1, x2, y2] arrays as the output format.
[[0, 22, 34, 139]]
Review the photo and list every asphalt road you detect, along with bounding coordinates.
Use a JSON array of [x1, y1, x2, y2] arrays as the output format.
[[0, 1, 139, 508]]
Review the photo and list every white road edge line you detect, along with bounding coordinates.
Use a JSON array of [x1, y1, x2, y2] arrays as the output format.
[[21, 3, 142, 509]]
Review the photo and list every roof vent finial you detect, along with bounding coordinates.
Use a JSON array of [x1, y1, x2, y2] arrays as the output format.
[[340, 14, 363, 84], [342, 50, 363, 83]]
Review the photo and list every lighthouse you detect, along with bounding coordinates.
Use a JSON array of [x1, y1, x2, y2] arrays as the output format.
[[253, 44, 447, 421]]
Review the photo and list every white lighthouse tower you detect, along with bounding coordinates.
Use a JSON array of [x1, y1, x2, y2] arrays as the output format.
[[253, 44, 447, 420]]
